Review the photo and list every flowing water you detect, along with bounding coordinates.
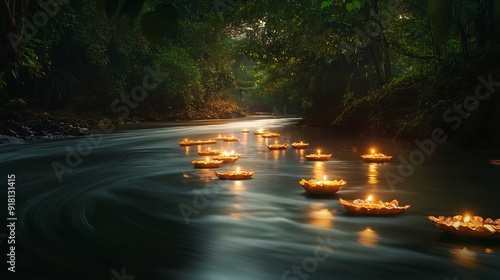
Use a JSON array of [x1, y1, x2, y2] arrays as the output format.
[[1, 117, 499, 280]]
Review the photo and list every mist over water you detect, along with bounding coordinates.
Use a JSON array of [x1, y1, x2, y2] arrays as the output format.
[[1, 117, 499, 280]]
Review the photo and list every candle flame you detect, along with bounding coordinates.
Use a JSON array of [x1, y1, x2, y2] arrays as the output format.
[[317, 149, 321, 154], [184, 138, 187, 141], [367, 195, 373, 201], [205, 157, 209, 161], [371, 149, 375, 154], [237, 166, 240, 172], [323, 175, 326, 181], [230, 150, 234, 154]]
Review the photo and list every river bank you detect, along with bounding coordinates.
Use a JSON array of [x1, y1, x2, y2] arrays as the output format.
[[0, 99, 249, 144]]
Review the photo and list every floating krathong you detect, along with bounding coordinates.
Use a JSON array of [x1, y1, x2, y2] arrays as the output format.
[[291, 141, 309, 149], [213, 134, 240, 141], [179, 139, 217, 146], [254, 129, 270, 135], [339, 195, 410, 216], [489, 159, 500, 166], [222, 136, 240, 142], [198, 147, 221, 156], [213, 134, 225, 140], [215, 167, 254, 180], [261, 132, 280, 138], [212, 151, 241, 162], [428, 215, 500, 239], [267, 141, 289, 150], [192, 157, 224, 168], [360, 149, 393, 163], [241, 128, 250, 133], [299, 175, 346, 195], [305, 150, 332, 161]]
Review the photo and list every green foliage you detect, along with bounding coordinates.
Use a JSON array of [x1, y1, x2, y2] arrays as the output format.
[[345, 0, 364, 12], [0, 98, 31, 120], [427, 0, 453, 45], [342, 91, 355, 107], [96, 0, 179, 43], [140, 3, 179, 43], [152, 46, 204, 111]]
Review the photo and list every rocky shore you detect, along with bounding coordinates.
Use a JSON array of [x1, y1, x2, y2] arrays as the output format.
[[0, 118, 92, 144]]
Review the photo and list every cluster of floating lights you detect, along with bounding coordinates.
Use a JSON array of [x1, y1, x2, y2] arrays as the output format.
[[182, 129, 499, 238]]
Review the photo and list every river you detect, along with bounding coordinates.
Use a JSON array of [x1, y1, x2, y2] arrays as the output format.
[[1, 117, 499, 280]]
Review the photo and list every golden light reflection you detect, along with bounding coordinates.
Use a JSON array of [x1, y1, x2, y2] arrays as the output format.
[[313, 162, 325, 180], [357, 227, 379, 248], [257, 135, 264, 148], [231, 180, 245, 194], [368, 163, 378, 185], [308, 202, 333, 228], [485, 248, 494, 254], [184, 146, 190, 155], [229, 212, 241, 219], [450, 247, 478, 268], [241, 131, 248, 145]]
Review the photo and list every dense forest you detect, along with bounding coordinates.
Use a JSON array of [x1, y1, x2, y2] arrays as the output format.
[[1, 0, 499, 146]]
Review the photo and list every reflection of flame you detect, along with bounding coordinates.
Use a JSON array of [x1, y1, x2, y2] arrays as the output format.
[[313, 162, 325, 180], [450, 247, 478, 268], [231, 181, 245, 193], [368, 163, 378, 184], [185, 146, 190, 155], [357, 227, 379, 248], [308, 202, 333, 228]]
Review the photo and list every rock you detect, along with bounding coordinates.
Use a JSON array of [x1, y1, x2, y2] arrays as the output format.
[[7, 120, 34, 137], [67, 127, 91, 136]]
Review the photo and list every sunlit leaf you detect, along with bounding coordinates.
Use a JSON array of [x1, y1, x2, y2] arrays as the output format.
[[346, 3, 355, 11], [320, 1, 332, 8]]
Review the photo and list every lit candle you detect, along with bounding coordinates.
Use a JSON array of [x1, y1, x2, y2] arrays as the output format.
[[317, 149, 321, 155], [371, 149, 375, 154], [464, 215, 471, 227], [185, 138, 188, 142], [236, 166, 240, 173], [321, 175, 326, 185], [206, 157, 209, 162], [367, 195, 373, 202]]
